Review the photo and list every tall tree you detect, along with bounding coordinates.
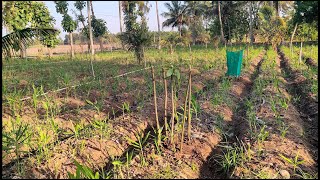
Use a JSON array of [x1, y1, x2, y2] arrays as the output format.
[[91, 16, 108, 52], [90, 1, 94, 17], [217, 1, 225, 44], [120, 1, 152, 64], [185, 1, 206, 45], [4, 1, 56, 58], [156, 1, 161, 50], [87, 1, 94, 56], [119, 1, 123, 33], [74, 1, 91, 51], [257, 5, 286, 50], [162, 1, 188, 37], [55, 1, 77, 59]]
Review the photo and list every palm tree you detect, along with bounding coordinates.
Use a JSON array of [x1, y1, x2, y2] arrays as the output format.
[[2, 28, 58, 58], [185, 1, 206, 45], [162, 1, 188, 37]]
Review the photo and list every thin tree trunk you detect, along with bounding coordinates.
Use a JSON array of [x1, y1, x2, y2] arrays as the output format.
[[156, 1, 161, 50], [217, 1, 225, 44], [119, 1, 123, 33], [274, 1, 279, 16], [90, 1, 94, 17], [69, 32, 74, 58], [249, 1, 254, 45], [88, 1, 94, 56], [299, 41, 303, 64], [87, 1, 95, 78], [19, 40, 26, 59], [100, 38, 103, 52], [48, 47, 53, 58], [228, 19, 231, 45], [290, 23, 298, 56]]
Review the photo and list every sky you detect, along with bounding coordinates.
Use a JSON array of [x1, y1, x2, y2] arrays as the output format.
[[43, 1, 175, 39]]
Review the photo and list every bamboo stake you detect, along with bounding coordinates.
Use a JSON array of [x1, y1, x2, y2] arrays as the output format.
[[187, 65, 192, 142], [152, 66, 160, 146], [170, 75, 175, 145], [180, 71, 190, 151], [163, 68, 168, 137]]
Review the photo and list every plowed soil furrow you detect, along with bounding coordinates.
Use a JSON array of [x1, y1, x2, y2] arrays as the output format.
[[199, 50, 266, 178], [278, 48, 318, 161]]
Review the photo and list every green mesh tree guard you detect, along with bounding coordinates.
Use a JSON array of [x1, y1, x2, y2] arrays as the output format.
[[226, 49, 244, 77]]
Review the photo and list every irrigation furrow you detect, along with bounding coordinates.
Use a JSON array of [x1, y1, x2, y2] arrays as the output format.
[[199, 50, 266, 178], [277, 47, 318, 159]]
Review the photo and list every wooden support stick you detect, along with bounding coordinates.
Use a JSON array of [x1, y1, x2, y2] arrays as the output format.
[[152, 66, 160, 145], [187, 65, 192, 142], [180, 70, 190, 151], [163, 68, 168, 137]]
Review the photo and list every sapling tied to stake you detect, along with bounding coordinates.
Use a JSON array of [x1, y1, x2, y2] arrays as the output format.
[[166, 66, 180, 146]]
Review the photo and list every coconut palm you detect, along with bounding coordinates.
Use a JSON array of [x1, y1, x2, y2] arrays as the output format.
[[162, 1, 188, 37]]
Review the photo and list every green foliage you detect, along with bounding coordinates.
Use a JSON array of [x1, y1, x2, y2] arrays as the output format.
[[209, 1, 249, 42], [54, 1, 68, 14], [74, 1, 86, 11], [68, 160, 100, 179], [296, 22, 318, 41], [2, 28, 59, 56], [55, 1, 77, 33], [40, 31, 60, 48], [292, 1, 318, 27], [120, 1, 152, 64], [91, 16, 108, 38], [2, 1, 57, 56], [257, 5, 286, 49], [61, 14, 77, 33], [161, 1, 188, 35], [3, 117, 31, 160]]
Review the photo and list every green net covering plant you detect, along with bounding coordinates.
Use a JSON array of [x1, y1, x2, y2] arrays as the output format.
[[226, 49, 244, 77]]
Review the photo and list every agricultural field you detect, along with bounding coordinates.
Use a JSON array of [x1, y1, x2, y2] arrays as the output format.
[[2, 43, 318, 179], [2, 1, 318, 179]]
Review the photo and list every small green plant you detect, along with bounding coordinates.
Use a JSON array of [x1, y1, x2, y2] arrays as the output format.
[[294, 168, 318, 179], [151, 127, 166, 155], [68, 160, 100, 179], [279, 152, 305, 172], [278, 122, 289, 139], [213, 146, 241, 174], [122, 101, 130, 113], [2, 117, 31, 170], [86, 100, 101, 114], [126, 131, 150, 166], [278, 98, 289, 110], [111, 158, 124, 179]]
